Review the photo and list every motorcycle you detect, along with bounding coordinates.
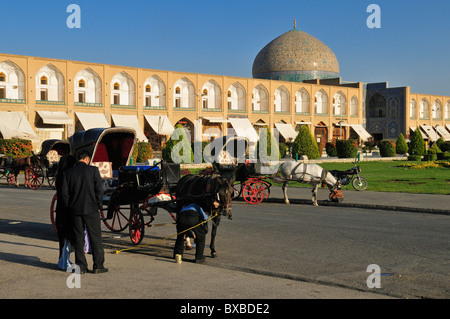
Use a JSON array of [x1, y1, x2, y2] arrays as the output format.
[[330, 159, 368, 191]]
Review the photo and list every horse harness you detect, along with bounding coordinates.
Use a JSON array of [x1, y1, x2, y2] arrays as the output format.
[[290, 163, 329, 184]]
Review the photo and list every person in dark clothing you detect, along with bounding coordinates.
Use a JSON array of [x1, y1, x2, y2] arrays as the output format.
[[61, 150, 107, 274], [55, 154, 77, 269], [174, 202, 208, 264]]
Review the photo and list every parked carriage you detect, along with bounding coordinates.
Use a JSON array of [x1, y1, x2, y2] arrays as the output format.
[[49, 127, 181, 245]]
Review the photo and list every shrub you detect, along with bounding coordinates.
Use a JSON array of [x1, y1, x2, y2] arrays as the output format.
[[336, 140, 358, 158], [395, 133, 408, 155], [162, 124, 194, 163], [325, 142, 337, 157], [279, 142, 288, 158], [439, 141, 450, 152], [422, 154, 437, 161], [379, 140, 396, 157], [255, 126, 280, 162], [408, 129, 426, 156], [427, 143, 441, 154], [0, 139, 33, 158], [291, 125, 320, 160], [131, 142, 153, 164], [407, 155, 422, 161]]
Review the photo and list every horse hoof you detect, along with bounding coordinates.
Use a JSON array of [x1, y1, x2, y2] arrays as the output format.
[[211, 251, 217, 258]]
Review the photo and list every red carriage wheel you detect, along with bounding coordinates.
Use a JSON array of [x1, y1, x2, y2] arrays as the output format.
[[129, 208, 145, 245], [242, 181, 265, 204], [50, 193, 58, 233], [27, 164, 44, 189], [6, 172, 16, 186], [100, 205, 129, 232], [261, 180, 271, 200]]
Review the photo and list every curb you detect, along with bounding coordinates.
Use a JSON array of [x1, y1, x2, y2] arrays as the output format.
[[234, 197, 450, 216]]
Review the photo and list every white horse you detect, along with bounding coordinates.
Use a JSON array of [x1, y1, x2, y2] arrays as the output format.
[[278, 161, 341, 206]]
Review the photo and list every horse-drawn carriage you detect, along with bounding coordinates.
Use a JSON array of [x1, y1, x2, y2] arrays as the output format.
[[50, 128, 240, 253], [0, 139, 70, 189]]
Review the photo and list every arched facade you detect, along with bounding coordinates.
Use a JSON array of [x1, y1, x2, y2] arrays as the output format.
[[295, 88, 310, 114], [36, 64, 65, 102], [111, 71, 135, 106], [252, 84, 269, 112], [173, 77, 195, 109], [274, 85, 290, 112], [0, 60, 26, 100], [74, 68, 102, 105], [143, 75, 166, 108], [201, 79, 221, 110], [227, 82, 246, 111]]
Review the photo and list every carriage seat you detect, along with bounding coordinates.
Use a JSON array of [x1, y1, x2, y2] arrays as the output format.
[[91, 161, 113, 179], [46, 150, 61, 164]]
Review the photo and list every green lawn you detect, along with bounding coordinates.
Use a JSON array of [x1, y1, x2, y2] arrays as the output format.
[[185, 160, 450, 195], [320, 161, 450, 195]]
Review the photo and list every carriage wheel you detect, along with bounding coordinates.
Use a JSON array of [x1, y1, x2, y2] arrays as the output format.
[[261, 180, 271, 200], [47, 175, 56, 189], [242, 181, 265, 204], [50, 193, 58, 233], [6, 172, 16, 186], [27, 165, 44, 189], [232, 181, 243, 199], [100, 206, 129, 232], [129, 207, 145, 245]]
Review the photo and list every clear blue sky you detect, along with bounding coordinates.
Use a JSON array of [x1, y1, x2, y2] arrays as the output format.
[[2, 0, 449, 96]]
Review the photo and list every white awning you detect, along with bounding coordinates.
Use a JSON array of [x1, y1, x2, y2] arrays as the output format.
[[75, 112, 110, 130], [409, 127, 417, 132], [435, 125, 450, 141], [0, 111, 38, 140], [295, 121, 312, 125], [228, 118, 259, 143], [144, 115, 174, 135], [274, 123, 298, 141], [420, 125, 439, 141], [36, 111, 72, 125], [111, 114, 147, 142], [203, 117, 229, 123], [350, 124, 372, 142], [446, 124, 450, 133]]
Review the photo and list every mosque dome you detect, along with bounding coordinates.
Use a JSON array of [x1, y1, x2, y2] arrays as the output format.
[[252, 24, 339, 82]]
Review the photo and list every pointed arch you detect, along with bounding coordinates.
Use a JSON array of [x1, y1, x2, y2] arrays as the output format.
[[173, 77, 195, 109], [201, 79, 222, 110], [419, 98, 429, 119], [333, 91, 346, 115], [143, 74, 166, 108], [0, 60, 26, 100], [314, 89, 328, 114], [432, 99, 442, 120], [74, 68, 102, 104], [274, 85, 290, 112], [295, 88, 310, 114], [410, 99, 417, 119], [35, 64, 65, 102], [252, 84, 269, 112], [111, 71, 136, 106], [227, 82, 246, 111]]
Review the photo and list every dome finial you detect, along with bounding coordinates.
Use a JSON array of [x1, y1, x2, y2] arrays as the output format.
[[294, 19, 297, 29]]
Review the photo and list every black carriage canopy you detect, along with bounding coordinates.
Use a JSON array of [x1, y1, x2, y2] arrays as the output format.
[[39, 139, 71, 158], [69, 127, 136, 170]]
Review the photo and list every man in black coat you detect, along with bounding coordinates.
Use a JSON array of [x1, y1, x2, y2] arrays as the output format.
[[61, 150, 107, 274]]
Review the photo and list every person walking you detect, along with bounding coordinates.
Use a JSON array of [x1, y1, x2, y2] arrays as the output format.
[[61, 150, 107, 274]]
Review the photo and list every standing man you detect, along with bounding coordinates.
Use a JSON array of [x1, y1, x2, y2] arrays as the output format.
[[61, 150, 108, 274]]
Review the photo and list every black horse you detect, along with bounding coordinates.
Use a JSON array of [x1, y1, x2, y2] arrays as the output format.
[[175, 163, 240, 258]]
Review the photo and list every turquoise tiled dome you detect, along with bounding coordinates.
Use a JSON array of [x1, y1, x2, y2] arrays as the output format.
[[252, 27, 339, 82]]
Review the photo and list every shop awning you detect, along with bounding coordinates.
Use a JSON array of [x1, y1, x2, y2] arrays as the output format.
[[0, 111, 38, 140], [435, 125, 450, 141], [446, 124, 450, 133], [144, 115, 174, 135], [111, 114, 147, 142], [295, 121, 312, 125], [75, 112, 110, 130], [274, 123, 298, 141], [228, 118, 259, 144], [36, 111, 72, 125], [350, 124, 372, 142], [203, 117, 229, 123], [419, 125, 439, 141]]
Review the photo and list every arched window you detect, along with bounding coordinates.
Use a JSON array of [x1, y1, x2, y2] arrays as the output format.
[[145, 84, 151, 93], [113, 82, 120, 90], [175, 87, 181, 94], [40, 76, 48, 85], [0, 72, 5, 82], [419, 99, 429, 119], [409, 99, 416, 119], [78, 79, 85, 88], [314, 90, 328, 114]]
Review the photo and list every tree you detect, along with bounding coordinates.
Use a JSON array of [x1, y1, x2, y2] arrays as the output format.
[[256, 126, 280, 162], [395, 133, 408, 155], [291, 125, 320, 160], [162, 124, 194, 163], [408, 129, 426, 156]]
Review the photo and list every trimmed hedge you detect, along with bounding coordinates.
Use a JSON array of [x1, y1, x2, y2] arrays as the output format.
[[336, 140, 358, 158], [0, 139, 33, 158], [325, 142, 337, 157], [379, 140, 396, 157], [408, 129, 426, 156], [291, 125, 320, 160], [407, 155, 422, 161], [131, 142, 153, 164], [395, 133, 408, 155]]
